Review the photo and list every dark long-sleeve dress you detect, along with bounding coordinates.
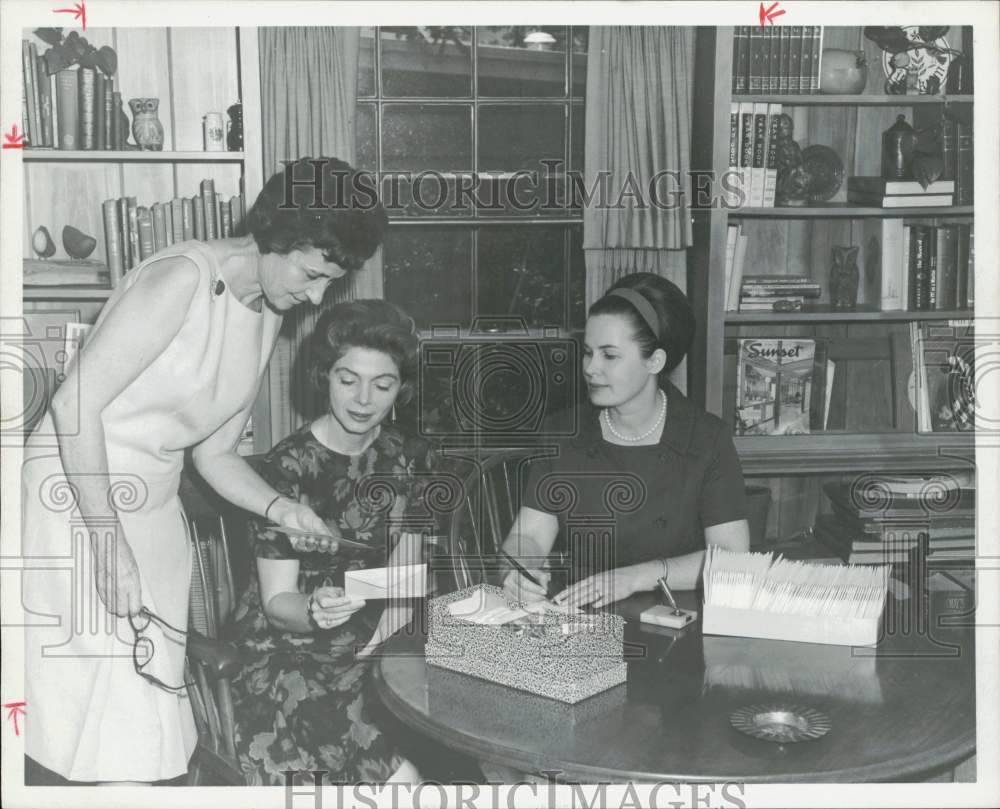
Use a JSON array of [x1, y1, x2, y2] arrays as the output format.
[[229, 423, 435, 785]]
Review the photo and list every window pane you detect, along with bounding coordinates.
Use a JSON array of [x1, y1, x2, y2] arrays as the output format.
[[571, 27, 588, 97], [383, 104, 472, 172], [355, 104, 376, 172], [476, 226, 579, 328], [380, 175, 475, 219], [478, 104, 566, 173], [384, 227, 473, 327], [380, 27, 473, 97], [358, 28, 376, 97], [477, 27, 567, 97]]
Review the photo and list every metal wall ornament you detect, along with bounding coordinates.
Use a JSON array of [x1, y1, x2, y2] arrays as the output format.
[[772, 114, 844, 206], [866, 26, 958, 95]]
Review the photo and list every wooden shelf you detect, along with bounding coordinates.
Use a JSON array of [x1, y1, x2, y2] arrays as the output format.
[[22, 150, 246, 162], [24, 285, 113, 301], [725, 306, 975, 324], [735, 433, 975, 476], [729, 204, 974, 218], [732, 94, 974, 106]]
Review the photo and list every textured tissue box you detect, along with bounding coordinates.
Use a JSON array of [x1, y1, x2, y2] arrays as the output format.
[[426, 585, 627, 704]]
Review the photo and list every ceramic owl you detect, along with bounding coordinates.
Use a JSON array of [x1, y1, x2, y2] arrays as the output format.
[[829, 246, 860, 309], [128, 98, 164, 151]]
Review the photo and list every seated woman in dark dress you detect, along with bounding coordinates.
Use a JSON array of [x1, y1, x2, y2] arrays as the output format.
[[502, 273, 750, 608], [230, 300, 430, 785]]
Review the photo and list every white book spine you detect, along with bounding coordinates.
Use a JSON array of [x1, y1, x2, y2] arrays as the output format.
[[749, 103, 768, 208]]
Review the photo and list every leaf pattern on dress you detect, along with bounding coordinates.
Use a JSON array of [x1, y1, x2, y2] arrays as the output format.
[[230, 423, 440, 785]]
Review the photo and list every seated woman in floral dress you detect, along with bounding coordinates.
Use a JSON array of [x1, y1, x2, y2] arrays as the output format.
[[230, 299, 432, 785]]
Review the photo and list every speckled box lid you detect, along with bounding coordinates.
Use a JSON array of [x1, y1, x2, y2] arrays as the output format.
[[426, 584, 627, 704]]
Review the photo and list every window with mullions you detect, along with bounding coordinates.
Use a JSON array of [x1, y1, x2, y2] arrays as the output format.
[[356, 26, 587, 331]]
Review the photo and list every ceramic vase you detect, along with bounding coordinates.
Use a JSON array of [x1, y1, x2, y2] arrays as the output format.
[[129, 98, 164, 151], [829, 246, 860, 310], [819, 49, 868, 94], [226, 102, 243, 151]]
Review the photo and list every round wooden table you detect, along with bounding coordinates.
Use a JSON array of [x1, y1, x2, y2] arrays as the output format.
[[374, 591, 975, 783]]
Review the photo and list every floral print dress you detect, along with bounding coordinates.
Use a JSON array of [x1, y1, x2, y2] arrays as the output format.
[[230, 423, 436, 785]]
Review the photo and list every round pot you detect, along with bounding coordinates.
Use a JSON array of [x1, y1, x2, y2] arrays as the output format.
[[820, 49, 868, 94]]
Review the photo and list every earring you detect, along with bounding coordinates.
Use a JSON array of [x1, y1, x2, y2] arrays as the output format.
[[391, 404, 397, 422]]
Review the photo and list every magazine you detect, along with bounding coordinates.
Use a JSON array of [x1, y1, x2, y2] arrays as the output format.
[[735, 338, 824, 436]]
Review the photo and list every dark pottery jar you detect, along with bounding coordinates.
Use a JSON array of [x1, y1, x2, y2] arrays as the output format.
[[882, 114, 915, 179]]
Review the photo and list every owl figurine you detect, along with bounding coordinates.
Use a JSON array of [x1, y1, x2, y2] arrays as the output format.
[[829, 246, 861, 310]]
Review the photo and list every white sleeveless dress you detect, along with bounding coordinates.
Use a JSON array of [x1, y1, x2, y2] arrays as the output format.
[[22, 241, 281, 781]]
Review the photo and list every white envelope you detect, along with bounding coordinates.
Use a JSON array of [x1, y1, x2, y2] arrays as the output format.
[[343, 563, 428, 600]]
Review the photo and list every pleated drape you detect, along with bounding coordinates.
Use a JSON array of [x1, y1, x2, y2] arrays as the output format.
[[259, 27, 382, 433], [583, 27, 695, 308]]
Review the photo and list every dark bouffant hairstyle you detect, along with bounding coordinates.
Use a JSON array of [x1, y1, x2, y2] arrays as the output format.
[[246, 157, 388, 271], [588, 272, 696, 375], [308, 300, 419, 405]]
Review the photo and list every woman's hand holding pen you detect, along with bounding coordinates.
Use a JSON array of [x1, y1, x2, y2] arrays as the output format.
[[502, 567, 550, 604], [269, 498, 341, 554]]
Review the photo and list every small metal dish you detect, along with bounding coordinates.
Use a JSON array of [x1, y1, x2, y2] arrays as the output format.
[[729, 704, 832, 743]]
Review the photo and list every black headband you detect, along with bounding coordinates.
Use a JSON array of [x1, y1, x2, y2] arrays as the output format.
[[605, 288, 661, 342]]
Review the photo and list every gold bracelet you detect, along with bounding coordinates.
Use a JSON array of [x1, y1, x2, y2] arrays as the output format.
[[264, 494, 281, 522]]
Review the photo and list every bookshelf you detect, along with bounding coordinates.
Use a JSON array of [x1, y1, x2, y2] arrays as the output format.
[[21, 26, 271, 452], [689, 26, 976, 543]]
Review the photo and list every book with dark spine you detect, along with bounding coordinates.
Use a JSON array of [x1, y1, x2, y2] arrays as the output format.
[[201, 179, 218, 240], [78, 67, 97, 150], [111, 90, 123, 150], [925, 226, 938, 308], [102, 77, 114, 150], [23, 41, 38, 145], [732, 27, 748, 94], [799, 27, 814, 97], [767, 29, 781, 93], [192, 195, 206, 240], [933, 225, 957, 310], [136, 207, 154, 260], [220, 204, 232, 238], [150, 202, 167, 251], [955, 223, 971, 309], [727, 104, 740, 207], [163, 200, 174, 247], [55, 67, 79, 149], [909, 225, 928, 311], [966, 227, 974, 307], [940, 117, 956, 181], [117, 197, 131, 270], [102, 199, 125, 286], [955, 122, 973, 205], [170, 198, 185, 243], [809, 26, 823, 93], [94, 70, 106, 152], [126, 197, 140, 266], [848, 177, 955, 196], [778, 28, 791, 94], [787, 27, 803, 93], [748, 27, 764, 93], [36, 55, 53, 147]]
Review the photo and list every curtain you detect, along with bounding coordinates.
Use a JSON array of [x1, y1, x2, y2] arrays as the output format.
[[583, 27, 696, 308], [258, 27, 381, 436]]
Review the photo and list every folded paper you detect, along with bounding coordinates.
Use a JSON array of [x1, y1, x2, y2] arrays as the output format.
[[344, 563, 427, 600]]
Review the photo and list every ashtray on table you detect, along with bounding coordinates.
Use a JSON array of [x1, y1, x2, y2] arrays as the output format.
[[729, 703, 832, 743]]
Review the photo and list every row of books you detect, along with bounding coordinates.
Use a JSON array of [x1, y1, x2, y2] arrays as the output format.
[[733, 338, 835, 435], [22, 45, 124, 151], [102, 180, 245, 285], [817, 479, 974, 565], [727, 102, 780, 208], [738, 274, 821, 313], [865, 218, 975, 312], [731, 26, 824, 95]]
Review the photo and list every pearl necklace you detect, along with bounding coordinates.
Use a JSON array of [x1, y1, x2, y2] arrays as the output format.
[[602, 390, 667, 442]]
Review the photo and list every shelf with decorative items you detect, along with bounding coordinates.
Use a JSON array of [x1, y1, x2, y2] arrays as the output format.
[[689, 25, 976, 485], [20, 26, 270, 452]]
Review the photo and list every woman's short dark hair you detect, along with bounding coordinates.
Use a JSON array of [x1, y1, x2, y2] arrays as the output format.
[[588, 272, 696, 375], [307, 300, 419, 405], [246, 157, 388, 272]]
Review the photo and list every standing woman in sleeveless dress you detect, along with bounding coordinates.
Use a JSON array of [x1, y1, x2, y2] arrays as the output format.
[[21, 157, 387, 784]]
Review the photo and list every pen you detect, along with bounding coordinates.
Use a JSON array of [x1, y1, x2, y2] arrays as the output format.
[[656, 576, 682, 615], [499, 548, 546, 589]]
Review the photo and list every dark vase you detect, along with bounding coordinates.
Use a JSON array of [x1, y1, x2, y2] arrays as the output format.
[[882, 114, 915, 180], [226, 103, 243, 151], [829, 246, 860, 310]]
